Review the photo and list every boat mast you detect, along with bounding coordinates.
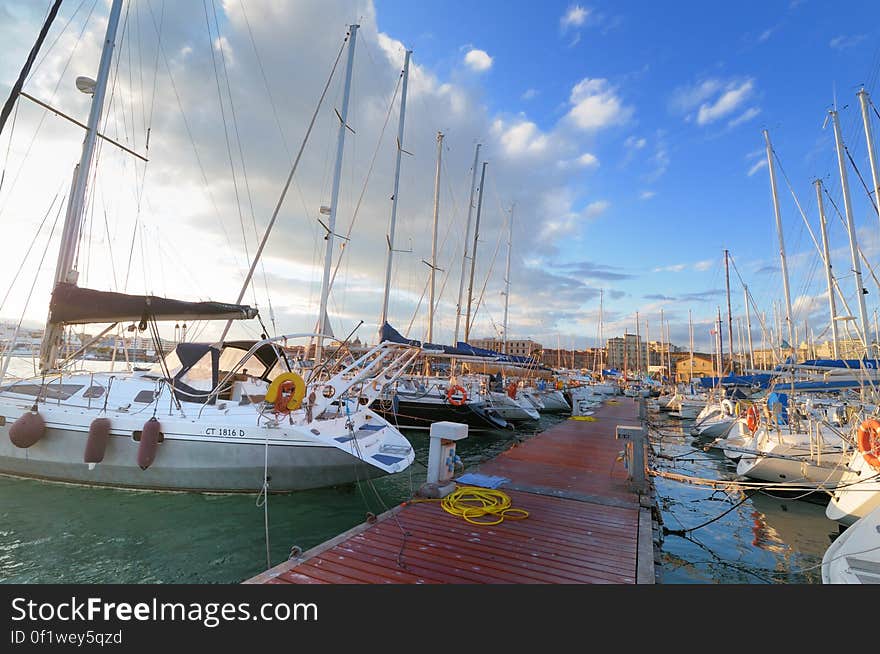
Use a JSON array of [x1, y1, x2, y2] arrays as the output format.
[[830, 109, 871, 353], [502, 204, 514, 355], [744, 285, 755, 370], [39, 0, 124, 372], [426, 131, 443, 343], [724, 249, 734, 372], [763, 129, 796, 363], [464, 161, 487, 342], [598, 289, 604, 373], [635, 311, 641, 378], [454, 143, 481, 343], [380, 49, 412, 328], [814, 179, 840, 358], [857, 89, 880, 232], [316, 24, 358, 365], [688, 308, 694, 382]]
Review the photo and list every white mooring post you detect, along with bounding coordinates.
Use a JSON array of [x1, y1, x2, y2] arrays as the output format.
[[420, 421, 468, 498]]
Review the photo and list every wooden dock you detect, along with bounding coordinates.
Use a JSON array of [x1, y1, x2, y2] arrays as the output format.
[[245, 399, 656, 584]]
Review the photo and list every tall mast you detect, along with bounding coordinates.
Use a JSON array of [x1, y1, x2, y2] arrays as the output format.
[[598, 289, 604, 372], [502, 204, 514, 354], [39, 0, 125, 372], [635, 311, 642, 377], [426, 131, 443, 343], [724, 249, 734, 372], [454, 143, 481, 343], [814, 179, 840, 358], [763, 129, 796, 361], [715, 307, 722, 378], [830, 109, 871, 353], [688, 309, 694, 383], [857, 89, 880, 232], [380, 49, 412, 328], [744, 285, 755, 370], [464, 161, 487, 342], [315, 24, 358, 364]]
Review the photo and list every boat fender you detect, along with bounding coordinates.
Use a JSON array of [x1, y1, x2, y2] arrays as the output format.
[[84, 418, 112, 469], [507, 381, 518, 399], [721, 399, 734, 416], [137, 417, 162, 470], [9, 409, 46, 448]]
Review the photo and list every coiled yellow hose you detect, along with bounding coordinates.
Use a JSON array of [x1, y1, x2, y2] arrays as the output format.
[[412, 486, 529, 526]]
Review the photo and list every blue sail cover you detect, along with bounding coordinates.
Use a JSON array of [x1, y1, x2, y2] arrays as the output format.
[[799, 359, 880, 370], [379, 323, 543, 361], [696, 373, 775, 389]]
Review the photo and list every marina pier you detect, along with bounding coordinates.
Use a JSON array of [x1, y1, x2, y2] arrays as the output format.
[[245, 399, 658, 584]]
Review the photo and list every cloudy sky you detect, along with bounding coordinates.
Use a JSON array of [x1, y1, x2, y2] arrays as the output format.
[[0, 0, 879, 354]]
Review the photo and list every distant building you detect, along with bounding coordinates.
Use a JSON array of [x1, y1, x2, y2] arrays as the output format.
[[606, 334, 647, 371], [675, 353, 716, 382], [541, 347, 604, 370], [469, 337, 542, 358]]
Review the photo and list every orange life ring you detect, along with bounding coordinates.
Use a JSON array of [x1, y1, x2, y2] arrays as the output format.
[[507, 382, 518, 399], [446, 385, 467, 406], [746, 405, 761, 433], [856, 419, 880, 471]]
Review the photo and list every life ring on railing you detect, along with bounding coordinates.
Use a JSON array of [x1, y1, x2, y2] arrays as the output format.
[[265, 372, 306, 414], [507, 382, 518, 399], [746, 405, 761, 433], [856, 419, 880, 471], [446, 385, 467, 406]]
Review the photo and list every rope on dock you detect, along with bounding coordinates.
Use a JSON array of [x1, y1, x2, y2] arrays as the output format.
[[410, 486, 529, 526]]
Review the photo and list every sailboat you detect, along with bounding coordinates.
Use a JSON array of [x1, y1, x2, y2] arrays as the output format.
[[0, 12, 418, 492]]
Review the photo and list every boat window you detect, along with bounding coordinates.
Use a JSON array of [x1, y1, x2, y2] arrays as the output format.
[[157, 349, 182, 377], [219, 347, 267, 379], [82, 385, 105, 399], [177, 352, 215, 392], [133, 390, 156, 404], [0, 383, 84, 401]]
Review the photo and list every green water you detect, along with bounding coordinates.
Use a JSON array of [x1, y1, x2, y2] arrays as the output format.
[[0, 420, 550, 584]]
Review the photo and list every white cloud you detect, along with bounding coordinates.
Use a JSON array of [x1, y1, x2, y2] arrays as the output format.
[[696, 79, 754, 125], [639, 190, 655, 200], [758, 28, 774, 42], [566, 78, 632, 131], [538, 192, 608, 241], [521, 88, 539, 100], [653, 264, 687, 273], [748, 159, 768, 176], [576, 152, 599, 168], [830, 34, 867, 50], [463, 48, 493, 72], [561, 5, 589, 29], [625, 136, 647, 149], [671, 78, 723, 114], [492, 118, 549, 157], [694, 259, 714, 271], [728, 107, 761, 128]]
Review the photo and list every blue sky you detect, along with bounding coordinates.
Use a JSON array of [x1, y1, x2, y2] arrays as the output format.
[[1, 0, 879, 353], [374, 0, 880, 350]]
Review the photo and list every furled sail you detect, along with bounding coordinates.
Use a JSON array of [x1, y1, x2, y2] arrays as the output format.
[[48, 283, 258, 325]]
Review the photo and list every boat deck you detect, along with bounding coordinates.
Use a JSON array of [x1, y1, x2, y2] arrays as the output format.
[[244, 398, 655, 584]]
